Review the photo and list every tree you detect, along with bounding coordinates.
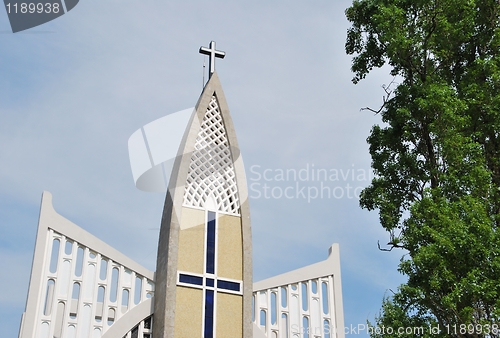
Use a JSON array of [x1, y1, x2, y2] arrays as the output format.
[[345, 0, 500, 336]]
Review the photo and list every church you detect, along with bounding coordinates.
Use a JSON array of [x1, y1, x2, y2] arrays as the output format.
[[18, 42, 345, 338]]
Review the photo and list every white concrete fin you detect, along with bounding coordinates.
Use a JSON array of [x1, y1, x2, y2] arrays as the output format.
[[252, 244, 345, 338], [19, 192, 155, 338]]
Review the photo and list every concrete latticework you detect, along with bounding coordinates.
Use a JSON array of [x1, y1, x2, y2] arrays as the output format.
[[183, 95, 240, 215]]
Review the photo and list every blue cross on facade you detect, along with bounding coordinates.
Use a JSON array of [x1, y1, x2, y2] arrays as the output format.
[[177, 211, 242, 338]]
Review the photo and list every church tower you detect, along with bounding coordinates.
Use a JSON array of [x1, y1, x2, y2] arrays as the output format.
[[153, 42, 253, 338]]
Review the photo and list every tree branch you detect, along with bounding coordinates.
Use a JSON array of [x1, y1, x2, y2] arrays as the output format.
[[361, 78, 397, 114], [378, 240, 405, 251]]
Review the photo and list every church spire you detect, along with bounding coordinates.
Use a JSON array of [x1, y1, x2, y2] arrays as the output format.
[[154, 69, 253, 338]]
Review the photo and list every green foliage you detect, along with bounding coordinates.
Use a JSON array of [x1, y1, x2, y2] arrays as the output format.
[[346, 0, 500, 335], [369, 287, 445, 338]]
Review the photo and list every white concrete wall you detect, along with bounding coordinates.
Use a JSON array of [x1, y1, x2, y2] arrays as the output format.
[[19, 192, 155, 338], [252, 244, 345, 338]]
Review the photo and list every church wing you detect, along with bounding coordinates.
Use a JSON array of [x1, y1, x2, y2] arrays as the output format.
[[19, 192, 155, 338], [252, 245, 345, 338]]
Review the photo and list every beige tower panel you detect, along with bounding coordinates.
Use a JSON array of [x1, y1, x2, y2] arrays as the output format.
[[216, 293, 243, 337], [177, 207, 205, 274], [174, 286, 203, 338], [217, 213, 243, 281]]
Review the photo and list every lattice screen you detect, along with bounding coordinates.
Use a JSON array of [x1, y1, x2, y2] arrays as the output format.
[[33, 229, 154, 338], [183, 95, 240, 214], [253, 276, 337, 338]]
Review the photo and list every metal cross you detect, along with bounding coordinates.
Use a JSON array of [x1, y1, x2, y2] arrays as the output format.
[[199, 41, 226, 78]]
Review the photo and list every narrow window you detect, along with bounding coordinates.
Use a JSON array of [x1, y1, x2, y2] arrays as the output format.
[[260, 310, 267, 328], [64, 240, 73, 255], [110, 267, 119, 302], [43, 279, 55, 315], [95, 286, 105, 322], [122, 289, 130, 310], [204, 290, 215, 338], [311, 280, 318, 294], [49, 239, 60, 273], [143, 316, 152, 329], [206, 211, 216, 274], [324, 319, 331, 338], [70, 283, 80, 319], [303, 317, 310, 338], [134, 276, 142, 305], [217, 280, 240, 291], [321, 282, 329, 314], [271, 292, 277, 325], [281, 313, 289, 338], [107, 308, 115, 326], [72, 282, 80, 299], [75, 247, 84, 277], [281, 286, 287, 308], [97, 286, 105, 302], [179, 274, 203, 285], [301, 282, 308, 311], [99, 258, 108, 280], [131, 326, 138, 338]]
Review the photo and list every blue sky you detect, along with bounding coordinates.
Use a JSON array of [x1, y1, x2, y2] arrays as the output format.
[[0, 1, 406, 336]]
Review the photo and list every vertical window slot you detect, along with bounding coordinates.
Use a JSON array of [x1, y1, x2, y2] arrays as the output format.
[[206, 211, 216, 274], [49, 239, 60, 273], [43, 279, 55, 316]]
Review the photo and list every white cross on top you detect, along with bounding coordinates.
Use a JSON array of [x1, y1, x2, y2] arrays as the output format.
[[199, 41, 225, 78]]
